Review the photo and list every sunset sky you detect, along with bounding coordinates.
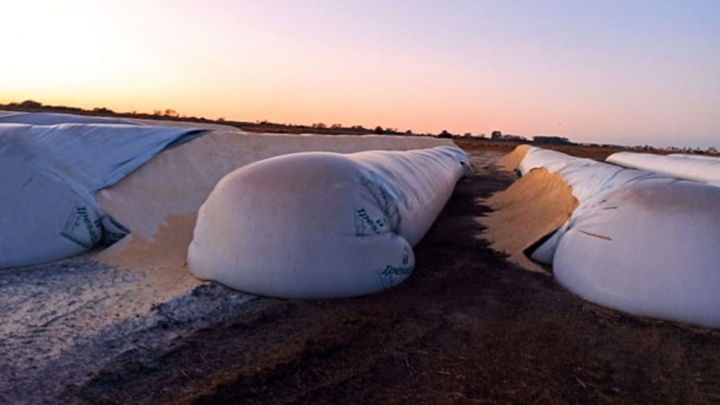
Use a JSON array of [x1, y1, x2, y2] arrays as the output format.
[[1, 0, 718, 147]]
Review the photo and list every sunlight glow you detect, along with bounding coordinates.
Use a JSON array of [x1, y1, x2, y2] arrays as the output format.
[[1, 0, 718, 147]]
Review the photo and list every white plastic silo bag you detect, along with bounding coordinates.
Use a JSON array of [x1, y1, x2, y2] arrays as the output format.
[[606, 152, 720, 186], [0, 153, 105, 267], [518, 146, 663, 264], [509, 145, 720, 327], [187, 146, 470, 299], [0, 120, 206, 268], [553, 179, 720, 328]]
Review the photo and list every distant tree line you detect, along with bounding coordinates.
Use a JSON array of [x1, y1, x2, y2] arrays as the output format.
[[12, 100, 715, 155], [0, 100, 433, 137], [0, 100, 578, 145], [487, 130, 575, 145], [533, 135, 572, 145]]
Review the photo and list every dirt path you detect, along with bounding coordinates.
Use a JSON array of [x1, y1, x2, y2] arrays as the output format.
[[65, 150, 720, 404]]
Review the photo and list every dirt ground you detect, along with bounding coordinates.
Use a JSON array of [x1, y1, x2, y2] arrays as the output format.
[[64, 143, 720, 404]]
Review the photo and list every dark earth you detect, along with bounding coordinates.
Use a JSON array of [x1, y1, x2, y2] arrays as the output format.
[[63, 142, 720, 404]]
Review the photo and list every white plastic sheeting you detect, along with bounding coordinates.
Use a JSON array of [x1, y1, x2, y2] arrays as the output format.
[[553, 180, 720, 328], [0, 111, 25, 120], [97, 131, 457, 241], [0, 109, 243, 132], [517, 147, 663, 263], [187, 146, 470, 299], [0, 122, 206, 268], [607, 151, 720, 186], [0, 111, 131, 125], [516, 146, 720, 327], [518, 147, 662, 203]]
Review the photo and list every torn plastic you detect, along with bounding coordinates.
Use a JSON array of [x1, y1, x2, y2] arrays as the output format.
[[514, 146, 720, 327], [0, 121, 206, 268]]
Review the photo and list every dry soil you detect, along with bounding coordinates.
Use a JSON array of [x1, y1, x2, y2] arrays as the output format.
[[62, 144, 720, 404]]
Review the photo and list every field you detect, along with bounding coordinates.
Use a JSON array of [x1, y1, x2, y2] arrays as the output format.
[[57, 144, 720, 404]]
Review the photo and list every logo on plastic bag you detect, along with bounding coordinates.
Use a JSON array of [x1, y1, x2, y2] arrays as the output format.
[[377, 246, 413, 289], [358, 173, 402, 231], [377, 264, 413, 289], [354, 207, 388, 235], [60, 202, 102, 249]]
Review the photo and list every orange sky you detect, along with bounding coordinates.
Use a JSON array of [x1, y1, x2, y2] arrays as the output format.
[[1, 0, 719, 147]]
